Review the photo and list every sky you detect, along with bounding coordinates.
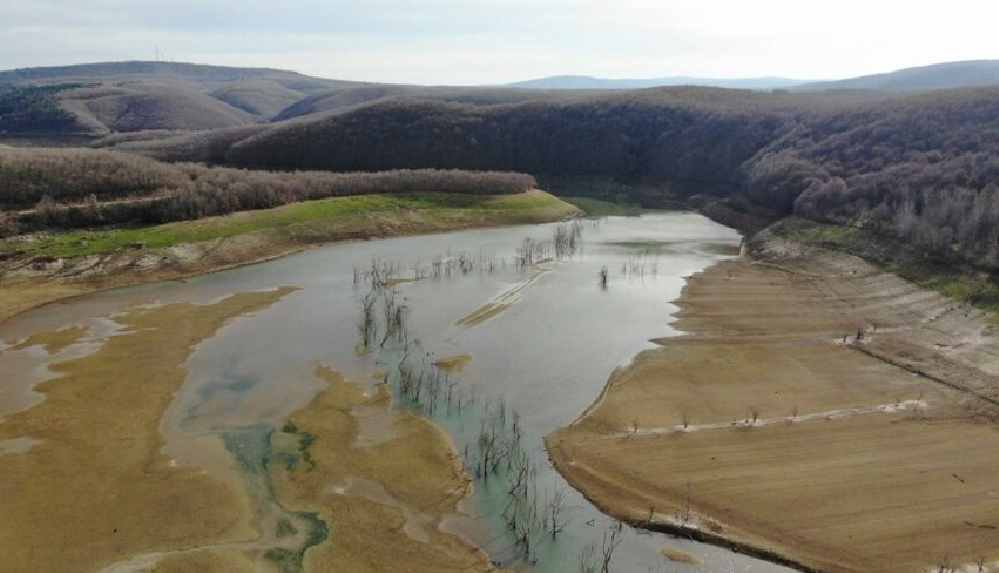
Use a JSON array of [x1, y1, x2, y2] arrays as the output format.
[[2, 0, 998, 85]]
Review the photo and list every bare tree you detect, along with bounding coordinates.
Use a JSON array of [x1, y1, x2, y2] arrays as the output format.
[[599, 521, 624, 573]]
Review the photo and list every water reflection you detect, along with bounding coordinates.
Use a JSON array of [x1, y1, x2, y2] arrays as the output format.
[[1, 213, 796, 573]]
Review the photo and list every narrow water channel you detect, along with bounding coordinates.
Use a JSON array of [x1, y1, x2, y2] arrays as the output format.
[[0, 213, 796, 573]]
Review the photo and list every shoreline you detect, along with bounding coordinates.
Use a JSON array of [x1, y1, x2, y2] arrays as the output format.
[[547, 236, 999, 573], [0, 190, 581, 325]]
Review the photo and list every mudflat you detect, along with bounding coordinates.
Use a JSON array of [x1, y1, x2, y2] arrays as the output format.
[[0, 288, 296, 573], [548, 242, 999, 573]]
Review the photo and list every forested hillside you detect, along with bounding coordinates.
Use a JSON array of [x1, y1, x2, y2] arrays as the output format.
[[114, 86, 999, 272]]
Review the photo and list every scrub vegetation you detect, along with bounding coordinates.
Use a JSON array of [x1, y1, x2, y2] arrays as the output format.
[[0, 146, 535, 234]]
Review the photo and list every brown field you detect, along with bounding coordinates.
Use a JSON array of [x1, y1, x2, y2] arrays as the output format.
[[548, 244, 999, 573], [0, 288, 295, 573]]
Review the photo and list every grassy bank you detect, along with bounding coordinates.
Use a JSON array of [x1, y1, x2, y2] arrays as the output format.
[[0, 190, 579, 323], [3, 190, 574, 259], [559, 196, 646, 217], [765, 217, 999, 316]]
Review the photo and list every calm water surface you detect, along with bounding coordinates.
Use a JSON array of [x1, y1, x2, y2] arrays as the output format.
[[0, 213, 795, 573]]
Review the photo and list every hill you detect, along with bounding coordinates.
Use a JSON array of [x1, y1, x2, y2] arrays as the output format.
[[509, 74, 806, 90], [111, 85, 999, 275], [271, 84, 580, 121], [0, 60, 585, 136], [798, 60, 999, 91], [0, 61, 352, 136], [0, 61, 344, 92]]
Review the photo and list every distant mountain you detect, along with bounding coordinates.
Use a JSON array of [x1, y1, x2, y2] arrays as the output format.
[[507, 75, 807, 90], [0, 61, 355, 136], [797, 60, 999, 91]]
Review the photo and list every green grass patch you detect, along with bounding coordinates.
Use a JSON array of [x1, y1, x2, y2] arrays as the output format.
[[2, 191, 578, 259], [560, 196, 645, 217]]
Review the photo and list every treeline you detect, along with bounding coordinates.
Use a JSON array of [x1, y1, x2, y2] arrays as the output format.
[[0, 147, 535, 235], [0, 147, 183, 207], [761, 89, 999, 270], [0, 84, 82, 134], [121, 86, 999, 271]]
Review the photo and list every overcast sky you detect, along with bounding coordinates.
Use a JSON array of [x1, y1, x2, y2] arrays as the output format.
[[2, 0, 997, 84]]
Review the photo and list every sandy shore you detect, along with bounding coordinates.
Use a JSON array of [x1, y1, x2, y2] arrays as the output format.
[[547, 236, 999, 573]]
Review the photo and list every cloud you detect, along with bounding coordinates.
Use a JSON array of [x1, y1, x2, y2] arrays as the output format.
[[1, 0, 997, 84]]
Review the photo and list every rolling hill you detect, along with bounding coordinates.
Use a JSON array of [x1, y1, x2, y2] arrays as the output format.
[[797, 60, 999, 91], [509, 74, 807, 90], [6, 59, 999, 139], [0, 60, 578, 136], [107, 84, 999, 275], [0, 61, 351, 136]]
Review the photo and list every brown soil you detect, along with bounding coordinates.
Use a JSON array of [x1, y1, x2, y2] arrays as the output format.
[[548, 240, 999, 573], [270, 366, 493, 573], [0, 288, 295, 573]]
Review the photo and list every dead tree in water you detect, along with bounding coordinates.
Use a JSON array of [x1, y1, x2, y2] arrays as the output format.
[[357, 291, 378, 350], [577, 543, 598, 573], [599, 521, 624, 573], [546, 487, 567, 539]]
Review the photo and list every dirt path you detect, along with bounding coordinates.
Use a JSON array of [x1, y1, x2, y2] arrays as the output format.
[[547, 238, 999, 573]]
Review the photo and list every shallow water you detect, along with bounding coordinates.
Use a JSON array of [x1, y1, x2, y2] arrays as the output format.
[[0, 213, 795, 573]]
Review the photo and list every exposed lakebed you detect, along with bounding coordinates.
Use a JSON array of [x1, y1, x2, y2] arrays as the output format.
[[0, 213, 795, 573]]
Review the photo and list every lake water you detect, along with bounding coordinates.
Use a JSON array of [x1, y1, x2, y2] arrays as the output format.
[[0, 213, 795, 573]]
